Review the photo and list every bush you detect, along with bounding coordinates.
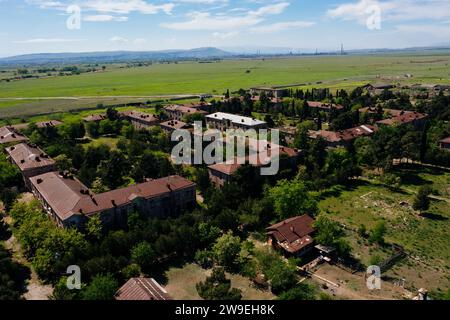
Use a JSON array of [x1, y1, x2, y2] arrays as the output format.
[[196, 267, 242, 300], [121, 264, 141, 279], [82, 274, 118, 300]]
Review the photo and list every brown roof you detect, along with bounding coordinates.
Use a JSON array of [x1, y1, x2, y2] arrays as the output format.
[[439, 137, 450, 144], [120, 110, 159, 124], [376, 111, 427, 126], [30, 173, 195, 222], [5, 143, 55, 172], [309, 125, 377, 143], [208, 159, 243, 176], [267, 215, 315, 253], [164, 105, 207, 115], [160, 120, 191, 130], [36, 120, 63, 128], [0, 126, 29, 144], [10, 120, 63, 130], [83, 114, 106, 122], [307, 101, 344, 110], [115, 278, 172, 301]]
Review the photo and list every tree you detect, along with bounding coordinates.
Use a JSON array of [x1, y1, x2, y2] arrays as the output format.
[[121, 264, 141, 279], [106, 107, 119, 121], [59, 120, 85, 140], [277, 283, 317, 300], [314, 215, 351, 256], [86, 215, 103, 241], [268, 179, 318, 220], [131, 242, 156, 271], [97, 150, 129, 189], [90, 177, 109, 194], [196, 267, 242, 300], [212, 231, 242, 271], [82, 274, 118, 300], [369, 220, 387, 245], [413, 186, 431, 213], [54, 154, 72, 172], [50, 277, 80, 300]]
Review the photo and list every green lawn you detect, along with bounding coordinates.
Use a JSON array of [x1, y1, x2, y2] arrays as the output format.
[[1, 54, 449, 118], [317, 166, 450, 290], [81, 137, 120, 150]]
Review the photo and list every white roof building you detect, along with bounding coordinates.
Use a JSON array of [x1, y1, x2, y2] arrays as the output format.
[[206, 112, 267, 129]]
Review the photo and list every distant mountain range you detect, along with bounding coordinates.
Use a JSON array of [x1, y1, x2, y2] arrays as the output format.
[[0, 47, 233, 65], [1, 45, 449, 66]]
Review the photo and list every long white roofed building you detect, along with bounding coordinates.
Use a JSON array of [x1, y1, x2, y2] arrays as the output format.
[[206, 112, 267, 131]]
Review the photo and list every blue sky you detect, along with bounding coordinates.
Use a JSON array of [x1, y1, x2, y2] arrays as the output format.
[[0, 0, 449, 57]]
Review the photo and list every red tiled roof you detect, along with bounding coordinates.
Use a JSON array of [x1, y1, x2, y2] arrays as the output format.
[[83, 114, 106, 122], [267, 215, 315, 254], [0, 126, 29, 144], [5, 143, 55, 171], [115, 278, 172, 301], [160, 120, 190, 130], [309, 125, 377, 143], [30, 173, 195, 221], [376, 111, 427, 126], [36, 120, 63, 128], [439, 137, 450, 144], [164, 105, 207, 115], [120, 110, 159, 124]]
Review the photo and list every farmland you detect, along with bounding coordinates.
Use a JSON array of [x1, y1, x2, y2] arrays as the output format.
[[1, 53, 450, 118]]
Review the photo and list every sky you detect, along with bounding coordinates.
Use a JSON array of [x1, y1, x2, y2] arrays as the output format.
[[0, 0, 449, 57]]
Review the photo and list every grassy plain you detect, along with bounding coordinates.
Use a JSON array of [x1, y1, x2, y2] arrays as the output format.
[[317, 165, 450, 292], [1, 54, 449, 118]]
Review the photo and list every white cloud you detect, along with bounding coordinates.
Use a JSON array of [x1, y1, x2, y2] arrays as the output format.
[[13, 38, 85, 43], [27, 0, 175, 19], [327, 0, 450, 24], [250, 20, 315, 33], [212, 31, 239, 38], [161, 1, 291, 31], [83, 14, 128, 21], [109, 36, 129, 43]]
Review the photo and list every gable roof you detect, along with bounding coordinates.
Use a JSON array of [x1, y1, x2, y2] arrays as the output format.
[[5, 143, 55, 171], [120, 110, 159, 124], [83, 114, 107, 122], [376, 111, 427, 126], [267, 215, 315, 253], [30, 173, 195, 222], [164, 105, 207, 115], [0, 126, 29, 144], [160, 120, 190, 130], [115, 278, 172, 300], [309, 125, 377, 143]]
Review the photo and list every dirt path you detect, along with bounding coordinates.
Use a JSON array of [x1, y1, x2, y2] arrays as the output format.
[[312, 263, 412, 300], [3, 215, 53, 300]]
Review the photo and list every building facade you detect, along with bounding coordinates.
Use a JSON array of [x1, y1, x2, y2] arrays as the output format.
[[120, 110, 160, 130], [29, 172, 196, 229]]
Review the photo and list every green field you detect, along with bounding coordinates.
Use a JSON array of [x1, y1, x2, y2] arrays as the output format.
[[1, 54, 449, 118], [317, 166, 450, 291]]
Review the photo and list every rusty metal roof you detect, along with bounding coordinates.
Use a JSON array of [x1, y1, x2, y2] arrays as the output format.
[[115, 278, 172, 300]]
